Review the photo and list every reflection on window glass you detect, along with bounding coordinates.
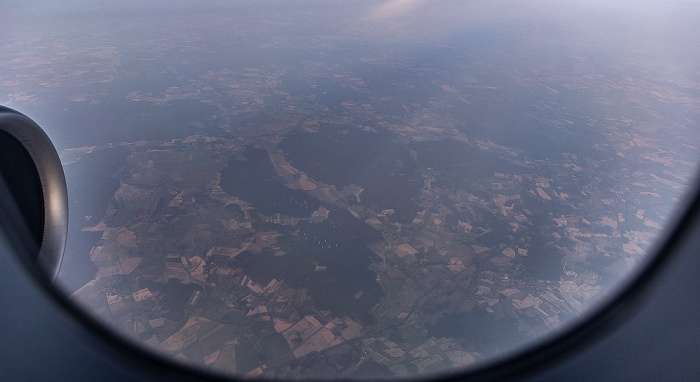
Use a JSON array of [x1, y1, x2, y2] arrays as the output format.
[[2, 0, 699, 379]]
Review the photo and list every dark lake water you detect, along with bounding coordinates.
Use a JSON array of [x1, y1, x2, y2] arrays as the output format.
[[220, 146, 320, 216], [58, 145, 130, 292], [42, 89, 216, 151], [219, 146, 384, 324], [280, 124, 423, 223]]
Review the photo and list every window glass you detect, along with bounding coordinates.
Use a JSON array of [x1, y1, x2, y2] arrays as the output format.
[[2, 1, 699, 379]]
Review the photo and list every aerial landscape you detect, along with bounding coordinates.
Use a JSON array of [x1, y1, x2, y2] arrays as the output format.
[[2, 1, 699, 379]]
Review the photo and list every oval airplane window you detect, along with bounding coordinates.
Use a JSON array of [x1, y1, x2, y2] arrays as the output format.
[[2, 1, 699, 380]]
